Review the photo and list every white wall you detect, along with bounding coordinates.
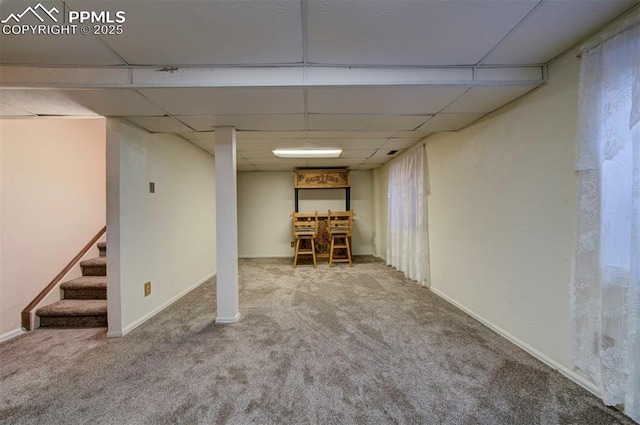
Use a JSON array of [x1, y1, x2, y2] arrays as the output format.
[[0, 118, 106, 337], [237, 170, 374, 257], [107, 121, 216, 336], [409, 48, 581, 383]]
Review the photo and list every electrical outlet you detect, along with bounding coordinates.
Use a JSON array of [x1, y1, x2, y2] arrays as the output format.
[[149, 182, 155, 193], [291, 241, 295, 247], [144, 281, 151, 297]]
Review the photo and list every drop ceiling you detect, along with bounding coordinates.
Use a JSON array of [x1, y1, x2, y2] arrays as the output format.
[[0, 0, 638, 171]]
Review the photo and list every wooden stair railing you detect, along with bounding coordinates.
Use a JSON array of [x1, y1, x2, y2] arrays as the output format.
[[21, 226, 106, 330]]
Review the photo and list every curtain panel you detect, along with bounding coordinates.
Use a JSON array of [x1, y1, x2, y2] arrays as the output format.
[[571, 12, 640, 422], [386, 144, 430, 284]]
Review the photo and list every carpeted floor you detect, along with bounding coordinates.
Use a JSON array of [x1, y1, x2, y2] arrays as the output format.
[[0, 257, 634, 424]]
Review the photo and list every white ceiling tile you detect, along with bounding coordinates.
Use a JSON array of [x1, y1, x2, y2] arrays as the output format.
[[0, 90, 100, 116], [0, 89, 165, 116], [178, 114, 306, 132], [417, 113, 485, 131], [238, 150, 279, 159], [381, 138, 423, 150], [306, 131, 395, 139], [126, 116, 192, 133], [339, 150, 376, 159], [308, 87, 468, 114], [307, 0, 538, 65], [188, 139, 215, 152], [237, 139, 307, 151], [253, 164, 303, 172], [391, 131, 433, 138], [308, 114, 429, 131], [306, 138, 388, 150], [237, 165, 257, 171], [72, 0, 303, 65], [237, 131, 307, 140], [139, 88, 304, 115], [249, 158, 303, 166], [481, 0, 638, 64], [0, 0, 124, 65], [65, 90, 167, 116], [443, 86, 538, 113], [237, 158, 251, 166], [307, 159, 358, 167], [0, 102, 35, 116], [365, 150, 406, 164]]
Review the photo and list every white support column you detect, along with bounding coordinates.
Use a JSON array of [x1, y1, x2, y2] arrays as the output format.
[[214, 126, 241, 323]]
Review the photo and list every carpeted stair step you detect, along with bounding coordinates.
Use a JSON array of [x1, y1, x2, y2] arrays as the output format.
[[60, 276, 106, 300], [98, 241, 107, 257], [36, 299, 107, 328], [80, 257, 106, 276]]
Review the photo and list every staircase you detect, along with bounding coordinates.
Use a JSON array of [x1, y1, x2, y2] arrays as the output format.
[[36, 242, 107, 328]]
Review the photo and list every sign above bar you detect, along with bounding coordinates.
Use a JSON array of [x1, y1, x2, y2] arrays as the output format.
[[294, 169, 350, 189]]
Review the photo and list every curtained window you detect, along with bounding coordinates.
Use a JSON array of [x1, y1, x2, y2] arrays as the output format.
[[571, 12, 640, 422], [387, 144, 430, 284]]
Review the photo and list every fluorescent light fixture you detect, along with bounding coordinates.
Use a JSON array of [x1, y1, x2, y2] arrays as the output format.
[[272, 149, 342, 158]]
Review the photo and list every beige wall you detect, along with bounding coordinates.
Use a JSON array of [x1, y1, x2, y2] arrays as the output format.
[[237, 170, 374, 257], [375, 48, 585, 385], [0, 118, 106, 338], [107, 121, 216, 336]]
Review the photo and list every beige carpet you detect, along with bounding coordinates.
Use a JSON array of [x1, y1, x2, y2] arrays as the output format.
[[0, 257, 634, 424]]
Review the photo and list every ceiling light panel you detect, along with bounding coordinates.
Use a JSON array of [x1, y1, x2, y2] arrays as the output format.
[[272, 149, 342, 158]]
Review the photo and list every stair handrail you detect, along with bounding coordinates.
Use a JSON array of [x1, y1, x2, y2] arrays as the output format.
[[21, 226, 107, 330]]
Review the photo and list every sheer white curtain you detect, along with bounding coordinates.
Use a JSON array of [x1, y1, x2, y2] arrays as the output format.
[[571, 12, 640, 422], [387, 144, 429, 283]]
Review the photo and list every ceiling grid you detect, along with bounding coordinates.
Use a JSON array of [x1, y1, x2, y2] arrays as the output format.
[[0, 0, 638, 170]]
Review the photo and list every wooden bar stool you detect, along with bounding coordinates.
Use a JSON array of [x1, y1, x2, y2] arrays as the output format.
[[291, 211, 318, 268], [328, 210, 353, 267]]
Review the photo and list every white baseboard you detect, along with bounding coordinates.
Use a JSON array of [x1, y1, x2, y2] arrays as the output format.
[[429, 286, 600, 398], [118, 271, 216, 337], [216, 312, 242, 324], [0, 328, 25, 343]]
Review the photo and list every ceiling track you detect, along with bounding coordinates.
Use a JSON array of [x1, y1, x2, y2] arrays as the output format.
[[0, 64, 547, 89]]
